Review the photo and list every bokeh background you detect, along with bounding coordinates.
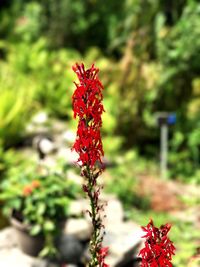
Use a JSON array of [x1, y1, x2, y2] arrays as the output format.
[[0, 0, 200, 266]]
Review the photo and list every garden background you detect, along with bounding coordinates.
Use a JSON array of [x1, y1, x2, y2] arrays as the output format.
[[0, 0, 200, 266]]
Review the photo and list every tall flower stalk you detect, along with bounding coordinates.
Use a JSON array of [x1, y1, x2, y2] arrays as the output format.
[[72, 63, 108, 267]]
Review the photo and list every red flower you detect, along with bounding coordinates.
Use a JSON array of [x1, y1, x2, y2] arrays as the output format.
[[72, 63, 104, 168], [23, 180, 40, 196], [138, 219, 175, 267], [97, 246, 109, 267], [23, 185, 33, 196], [31, 180, 40, 189]]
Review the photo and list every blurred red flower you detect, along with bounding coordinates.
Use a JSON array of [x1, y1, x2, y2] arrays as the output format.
[[98, 246, 109, 267], [31, 180, 40, 189], [23, 185, 33, 196], [138, 219, 175, 267]]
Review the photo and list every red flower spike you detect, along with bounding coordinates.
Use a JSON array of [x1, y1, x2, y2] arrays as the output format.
[[138, 220, 175, 267], [72, 63, 104, 169], [71, 63, 108, 267]]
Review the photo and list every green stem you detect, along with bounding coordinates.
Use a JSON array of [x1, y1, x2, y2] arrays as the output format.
[[86, 165, 101, 267]]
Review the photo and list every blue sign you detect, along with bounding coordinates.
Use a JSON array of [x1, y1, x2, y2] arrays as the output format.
[[167, 113, 176, 125]]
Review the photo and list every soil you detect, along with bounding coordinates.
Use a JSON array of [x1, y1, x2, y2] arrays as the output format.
[[138, 174, 200, 213]]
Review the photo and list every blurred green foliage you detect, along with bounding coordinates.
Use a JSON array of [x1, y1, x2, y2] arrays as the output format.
[[0, 0, 124, 51], [0, 0, 200, 179], [106, 150, 156, 210], [0, 58, 35, 147], [0, 0, 200, 180]]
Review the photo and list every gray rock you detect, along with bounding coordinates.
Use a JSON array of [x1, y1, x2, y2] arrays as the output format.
[[65, 218, 92, 241], [0, 247, 37, 267], [33, 136, 56, 160], [0, 227, 17, 249], [66, 170, 83, 185], [57, 148, 79, 166], [102, 222, 143, 266], [103, 196, 124, 225], [50, 120, 67, 135], [32, 259, 60, 267], [26, 124, 49, 136], [68, 199, 90, 217], [32, 112, 48, 125], [62, 130, 76, 144], [55, 234, 84, 263], [82, 220, 143, 266], [37, 138, 55, 155]]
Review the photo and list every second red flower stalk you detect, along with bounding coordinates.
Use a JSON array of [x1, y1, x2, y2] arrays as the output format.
[[139, 219, 175, 267]]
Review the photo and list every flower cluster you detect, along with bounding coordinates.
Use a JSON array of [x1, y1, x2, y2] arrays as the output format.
[[23, 180, 40, 196], [138, 219, 175, 267], [97, 247, 109, 267], [72, 63, 104, 168]]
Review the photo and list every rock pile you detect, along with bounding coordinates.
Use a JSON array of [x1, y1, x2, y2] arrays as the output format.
[[0, 197, 142, 267]]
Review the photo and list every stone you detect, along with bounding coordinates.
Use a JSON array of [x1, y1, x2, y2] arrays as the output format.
[[62, 130, 76, 144], [82, 220, 142, 266], [68, 199, 89, 217], [66, 170, 83, 185], [0, 246, 60, 267], [0, 227, 17, 249], [102, 222, 143, 266], [0, 247, 36, 267], [32, 136, 56, 160], [57, 148, 79, 165], [32, 259, 60, 267], [65, 218, 92, 241], [103, 196, 124, 225], [25, 112, 49, 136], [32, 112, 48, 125], [50, 120, 67, 134], [0, 228, 84, 267], [38, 138, 56, 155], [26, 124, 49, 135], [55, 234, 84, 264]]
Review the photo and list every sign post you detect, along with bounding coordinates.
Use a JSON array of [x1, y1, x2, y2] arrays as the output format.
[[157, 113, 176, 179]]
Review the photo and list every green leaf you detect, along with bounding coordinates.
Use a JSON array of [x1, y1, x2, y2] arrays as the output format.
[[30, 224, 41, 235], [10, 199, 21, 210], [43, 220, 55, 232], [37, 202, 46, 215], [39, 245, 57, 258], [39, 246, 51, 258]]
